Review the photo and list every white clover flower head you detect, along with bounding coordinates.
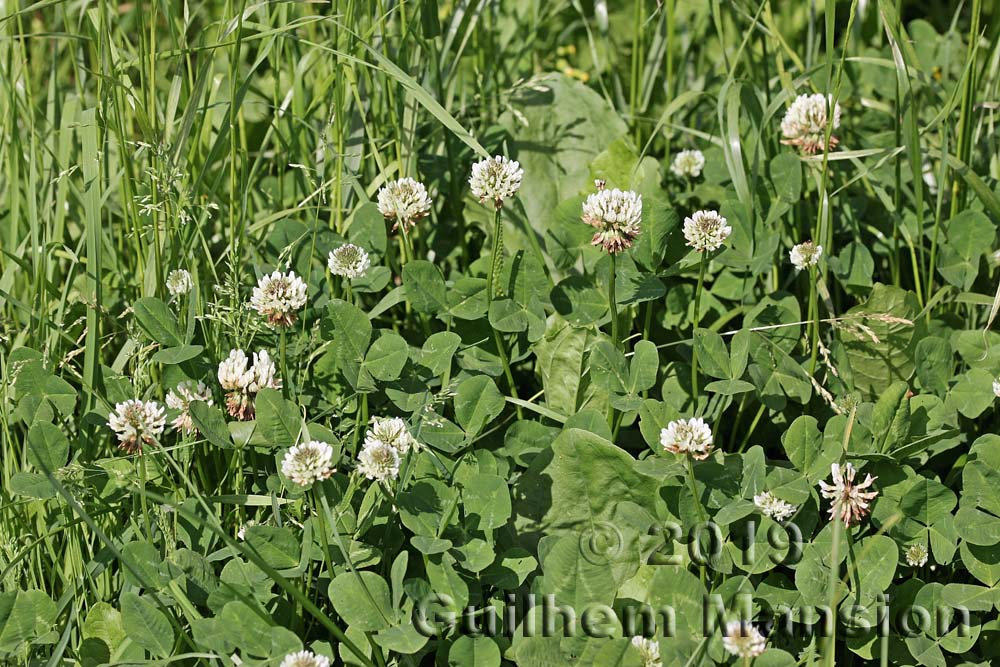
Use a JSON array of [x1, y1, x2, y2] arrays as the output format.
[[279, 650, 330, 667], [753, 491, 798, 522], [630, 636, 662, 667], [790, 240, 823, 271], [357, 439, 401, 482], [819, 462, 878, 526], [905, 543, 929, 567], [469, 155, 523, 209], [993, 378, 1000, 398], [781, 93, 843, 154], [581, 188, 643, 254], [683, 210, 731, 253], [660, 417, 714, 460], [165, 380, 213, 434], [721, 621, 767, 658], [218, 349, 252, 392], [108, 399, 166, 454], [367, 416, 419, 454], [328, 244, 371, 280], [377, 177, 432, 233], [670, 149, 705, 179], [250, 270, 307, 327], [247, 350, 280, 393], [218, 349, 281, 420], [166, 269, 193, 297], [281, 441, 336, 487]]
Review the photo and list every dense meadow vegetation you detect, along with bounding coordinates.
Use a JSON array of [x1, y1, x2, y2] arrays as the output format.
[[2, 0, 1000, 665]]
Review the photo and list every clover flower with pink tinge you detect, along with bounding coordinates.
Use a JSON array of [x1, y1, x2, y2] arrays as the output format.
[[683, 210, 731, 253], [217, 349, 281, 420], [781, 93, 842, 154], [250, 271, 307, 327], [377, 177, 432, 233], [469, 155, 523, 209], [660, 417, 714, 460], [581, 186, 643, 254], [165, 380, 212, 434], [107, 399, 166, 454], [819, 462, 878, 526]]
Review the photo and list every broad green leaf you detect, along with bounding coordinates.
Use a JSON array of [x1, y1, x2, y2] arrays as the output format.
[[362, 331, 409, 382], [448, 635, 501, 667], [133, 297, 184, 347], [462, 474, 511, 531], [26, 421, 68, 472], [254, 389, 300, 448], [403, 260, 447, 314], [151, 344, 203, 364], [120, 593, 174, 658], [189, 401, 233, 449], [454, 375, 504, 436], [328, 572, 394, 632]]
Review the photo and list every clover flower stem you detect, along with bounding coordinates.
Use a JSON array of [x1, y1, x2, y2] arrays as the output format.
[[825, 405, 856, 667], [280, 328, 289, 398], [690, 255, 707, 411], [808, 265, 819, 377], [492, 328, 522, 420], [685, 455, 708, 584], [311, 487, 336, 578], [399, 225, 414, 267], [137, 452, 152, 542], [609, 254, 620, 350], [488, 208, 504, 300]]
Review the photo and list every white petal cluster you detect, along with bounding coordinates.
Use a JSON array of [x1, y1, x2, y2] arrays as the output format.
[[993, 378, 1000, 398], [781, 93, 842, 154], [250, 271, 307, 327], [281, 441, 336, 487], [660, 417, 714, 459], [377, 177, 432, 233], [357, 439, 401, 482], [367, 416, 419, 454], [469, 155, 523, 209], [790, 241, 823, 271], [279, 651, 330, 667], [721, 621, 767, 658], [819, 462, 878, 526], [630, 636, 662, 667], [328, 244, 371, 280], [108, 399, 166, 454], [166, 269, 193, 297], [670, 149, 705, 178], [683, 210, 731, 253], [237, 519, 258, 540], [905, 543, 929, 567], [753, 491, 797, 522], [165, 380, 213, 434], [581, 188, 643, 254], [217, 349, 281, 420]]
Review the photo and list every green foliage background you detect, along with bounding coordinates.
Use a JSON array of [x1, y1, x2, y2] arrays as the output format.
[[1, 1, 1000, 666]]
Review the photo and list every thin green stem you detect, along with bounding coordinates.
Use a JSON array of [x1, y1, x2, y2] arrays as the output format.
[[691, 255, 707, 411], [609, 253, 620, 349]]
